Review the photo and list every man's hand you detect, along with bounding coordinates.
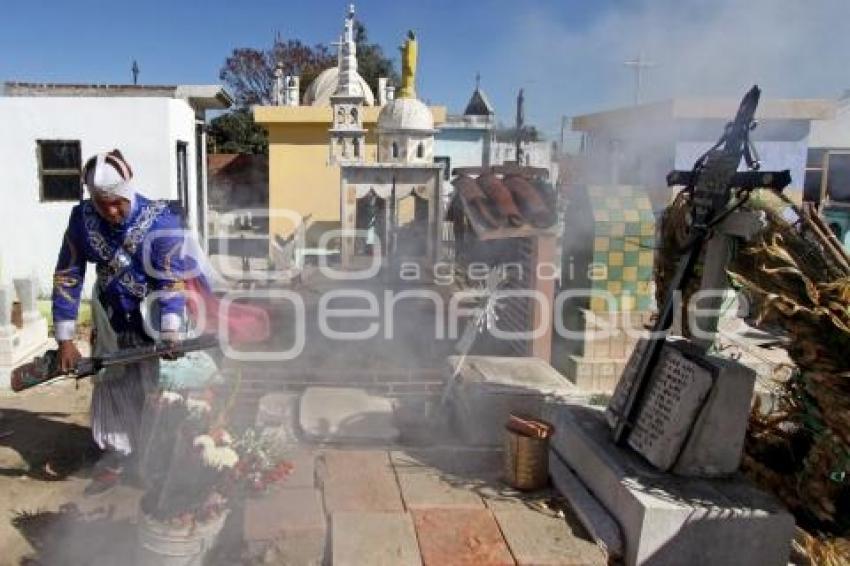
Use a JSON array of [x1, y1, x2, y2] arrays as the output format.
[[160, 331, 183, 360], [58, 340, 82, 373]]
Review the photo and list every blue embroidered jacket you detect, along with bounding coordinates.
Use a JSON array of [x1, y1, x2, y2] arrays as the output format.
[[52, 195, 187, 337]]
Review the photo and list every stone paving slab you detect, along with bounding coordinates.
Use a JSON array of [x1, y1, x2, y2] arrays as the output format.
[[412, 508, 515, 565], [331, 512, 422, 566], [493, 508, 607, 565], [392, 448, 517, 509], [320, 451, 404, 513], [323, 449, 393, 477], [397, 469, 486, 510], [391, 448, 503, 477], [243, 487, 327, 565]]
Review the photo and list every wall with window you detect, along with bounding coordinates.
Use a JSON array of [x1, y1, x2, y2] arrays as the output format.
[[0, 96, 199, 296]]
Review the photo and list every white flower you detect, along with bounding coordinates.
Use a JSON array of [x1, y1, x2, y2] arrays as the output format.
[[193, 435, 239, 470], [204, 446, 239, 470], [160, 391, 184, 405]]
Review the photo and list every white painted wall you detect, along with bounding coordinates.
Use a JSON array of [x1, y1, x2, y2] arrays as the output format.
[[810, 99, 850, 149], [0, 96, 199, 297], [491, 140, 559, 181]]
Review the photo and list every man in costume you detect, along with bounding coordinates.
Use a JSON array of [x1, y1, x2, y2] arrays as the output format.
[[53, 149, 188, 491]]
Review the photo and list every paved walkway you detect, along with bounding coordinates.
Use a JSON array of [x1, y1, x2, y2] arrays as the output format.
[[245, 446, 607, 565]]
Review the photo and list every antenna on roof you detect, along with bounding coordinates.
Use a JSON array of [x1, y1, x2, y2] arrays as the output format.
[[131, 60, 140, 85], [475, 72, 481, 91]]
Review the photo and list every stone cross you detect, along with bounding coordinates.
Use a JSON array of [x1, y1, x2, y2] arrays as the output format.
[[689, 210, 765, 351]]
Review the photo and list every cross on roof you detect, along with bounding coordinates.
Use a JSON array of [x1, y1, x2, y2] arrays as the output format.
[[623, 53, 656, 105]]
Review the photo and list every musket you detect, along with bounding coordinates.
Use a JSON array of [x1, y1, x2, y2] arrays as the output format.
[[11, 334, 220, 392], [612, 85, 789, 445]]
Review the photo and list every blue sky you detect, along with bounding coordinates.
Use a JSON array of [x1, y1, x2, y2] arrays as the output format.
[[2, 0, 849, 143]]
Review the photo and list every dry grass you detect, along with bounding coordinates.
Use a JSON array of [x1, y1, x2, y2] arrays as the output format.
[[657, 189, 850, 562]]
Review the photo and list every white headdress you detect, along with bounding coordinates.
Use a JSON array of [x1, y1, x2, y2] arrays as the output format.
[[82, 149, 135, 200]]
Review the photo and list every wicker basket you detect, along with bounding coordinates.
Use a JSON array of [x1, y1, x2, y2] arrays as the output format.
[[503, 420, 551, 491]]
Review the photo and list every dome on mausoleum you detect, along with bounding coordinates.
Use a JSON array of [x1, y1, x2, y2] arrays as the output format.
[[377, 97, 434, 133], [303, 67, 375, 107]]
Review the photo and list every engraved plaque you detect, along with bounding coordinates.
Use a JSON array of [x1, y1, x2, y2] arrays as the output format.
[[627, 345, 713, 470]]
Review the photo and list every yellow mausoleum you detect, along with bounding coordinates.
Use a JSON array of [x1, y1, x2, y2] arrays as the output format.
[[253, 7, 445, 247]]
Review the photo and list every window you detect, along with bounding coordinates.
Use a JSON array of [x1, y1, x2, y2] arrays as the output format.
[[417, 142, 424, 159], [804, 148, 826, 202], [353, 137, 361, 158], [37, 140, 82, 201], [434, 156, 451, 180], [804, 149, 850, 203], [392, 142, 399, 159], [176, 141, 189, 218]]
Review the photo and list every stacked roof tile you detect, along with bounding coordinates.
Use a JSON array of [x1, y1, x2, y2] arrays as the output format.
[[449, 168, 556, 238]]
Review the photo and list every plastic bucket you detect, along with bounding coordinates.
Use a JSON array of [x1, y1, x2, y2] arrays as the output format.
[[136, 510, 228, 566]]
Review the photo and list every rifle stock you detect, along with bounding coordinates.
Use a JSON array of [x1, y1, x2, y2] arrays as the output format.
[[11, 334, 220, 392]]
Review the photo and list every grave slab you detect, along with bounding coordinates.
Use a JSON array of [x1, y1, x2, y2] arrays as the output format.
[[545, 404, 795, 566], [331, 512, 422, 566], [300, 387, 399, 443], [412, 508, 514, 566], [494, 508, 607, 565]]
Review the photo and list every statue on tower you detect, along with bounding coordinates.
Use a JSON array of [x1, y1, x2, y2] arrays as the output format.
[[398, 30, 418, 99]]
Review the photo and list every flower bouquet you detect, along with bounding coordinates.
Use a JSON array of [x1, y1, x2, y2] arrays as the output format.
[[135, 388, 291, 565]]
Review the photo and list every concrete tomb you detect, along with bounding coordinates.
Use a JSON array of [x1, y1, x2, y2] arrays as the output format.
[[446, 355, 588, 446], [0, 277, 49, 389], [545, 404, 795, 566]]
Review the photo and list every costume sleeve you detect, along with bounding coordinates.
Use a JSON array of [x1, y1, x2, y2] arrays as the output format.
[[52, 207, 87, 341], [148, 211, 187, 333]]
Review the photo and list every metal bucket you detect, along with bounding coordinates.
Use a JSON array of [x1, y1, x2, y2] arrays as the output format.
[[136, 510, 228, 566]]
